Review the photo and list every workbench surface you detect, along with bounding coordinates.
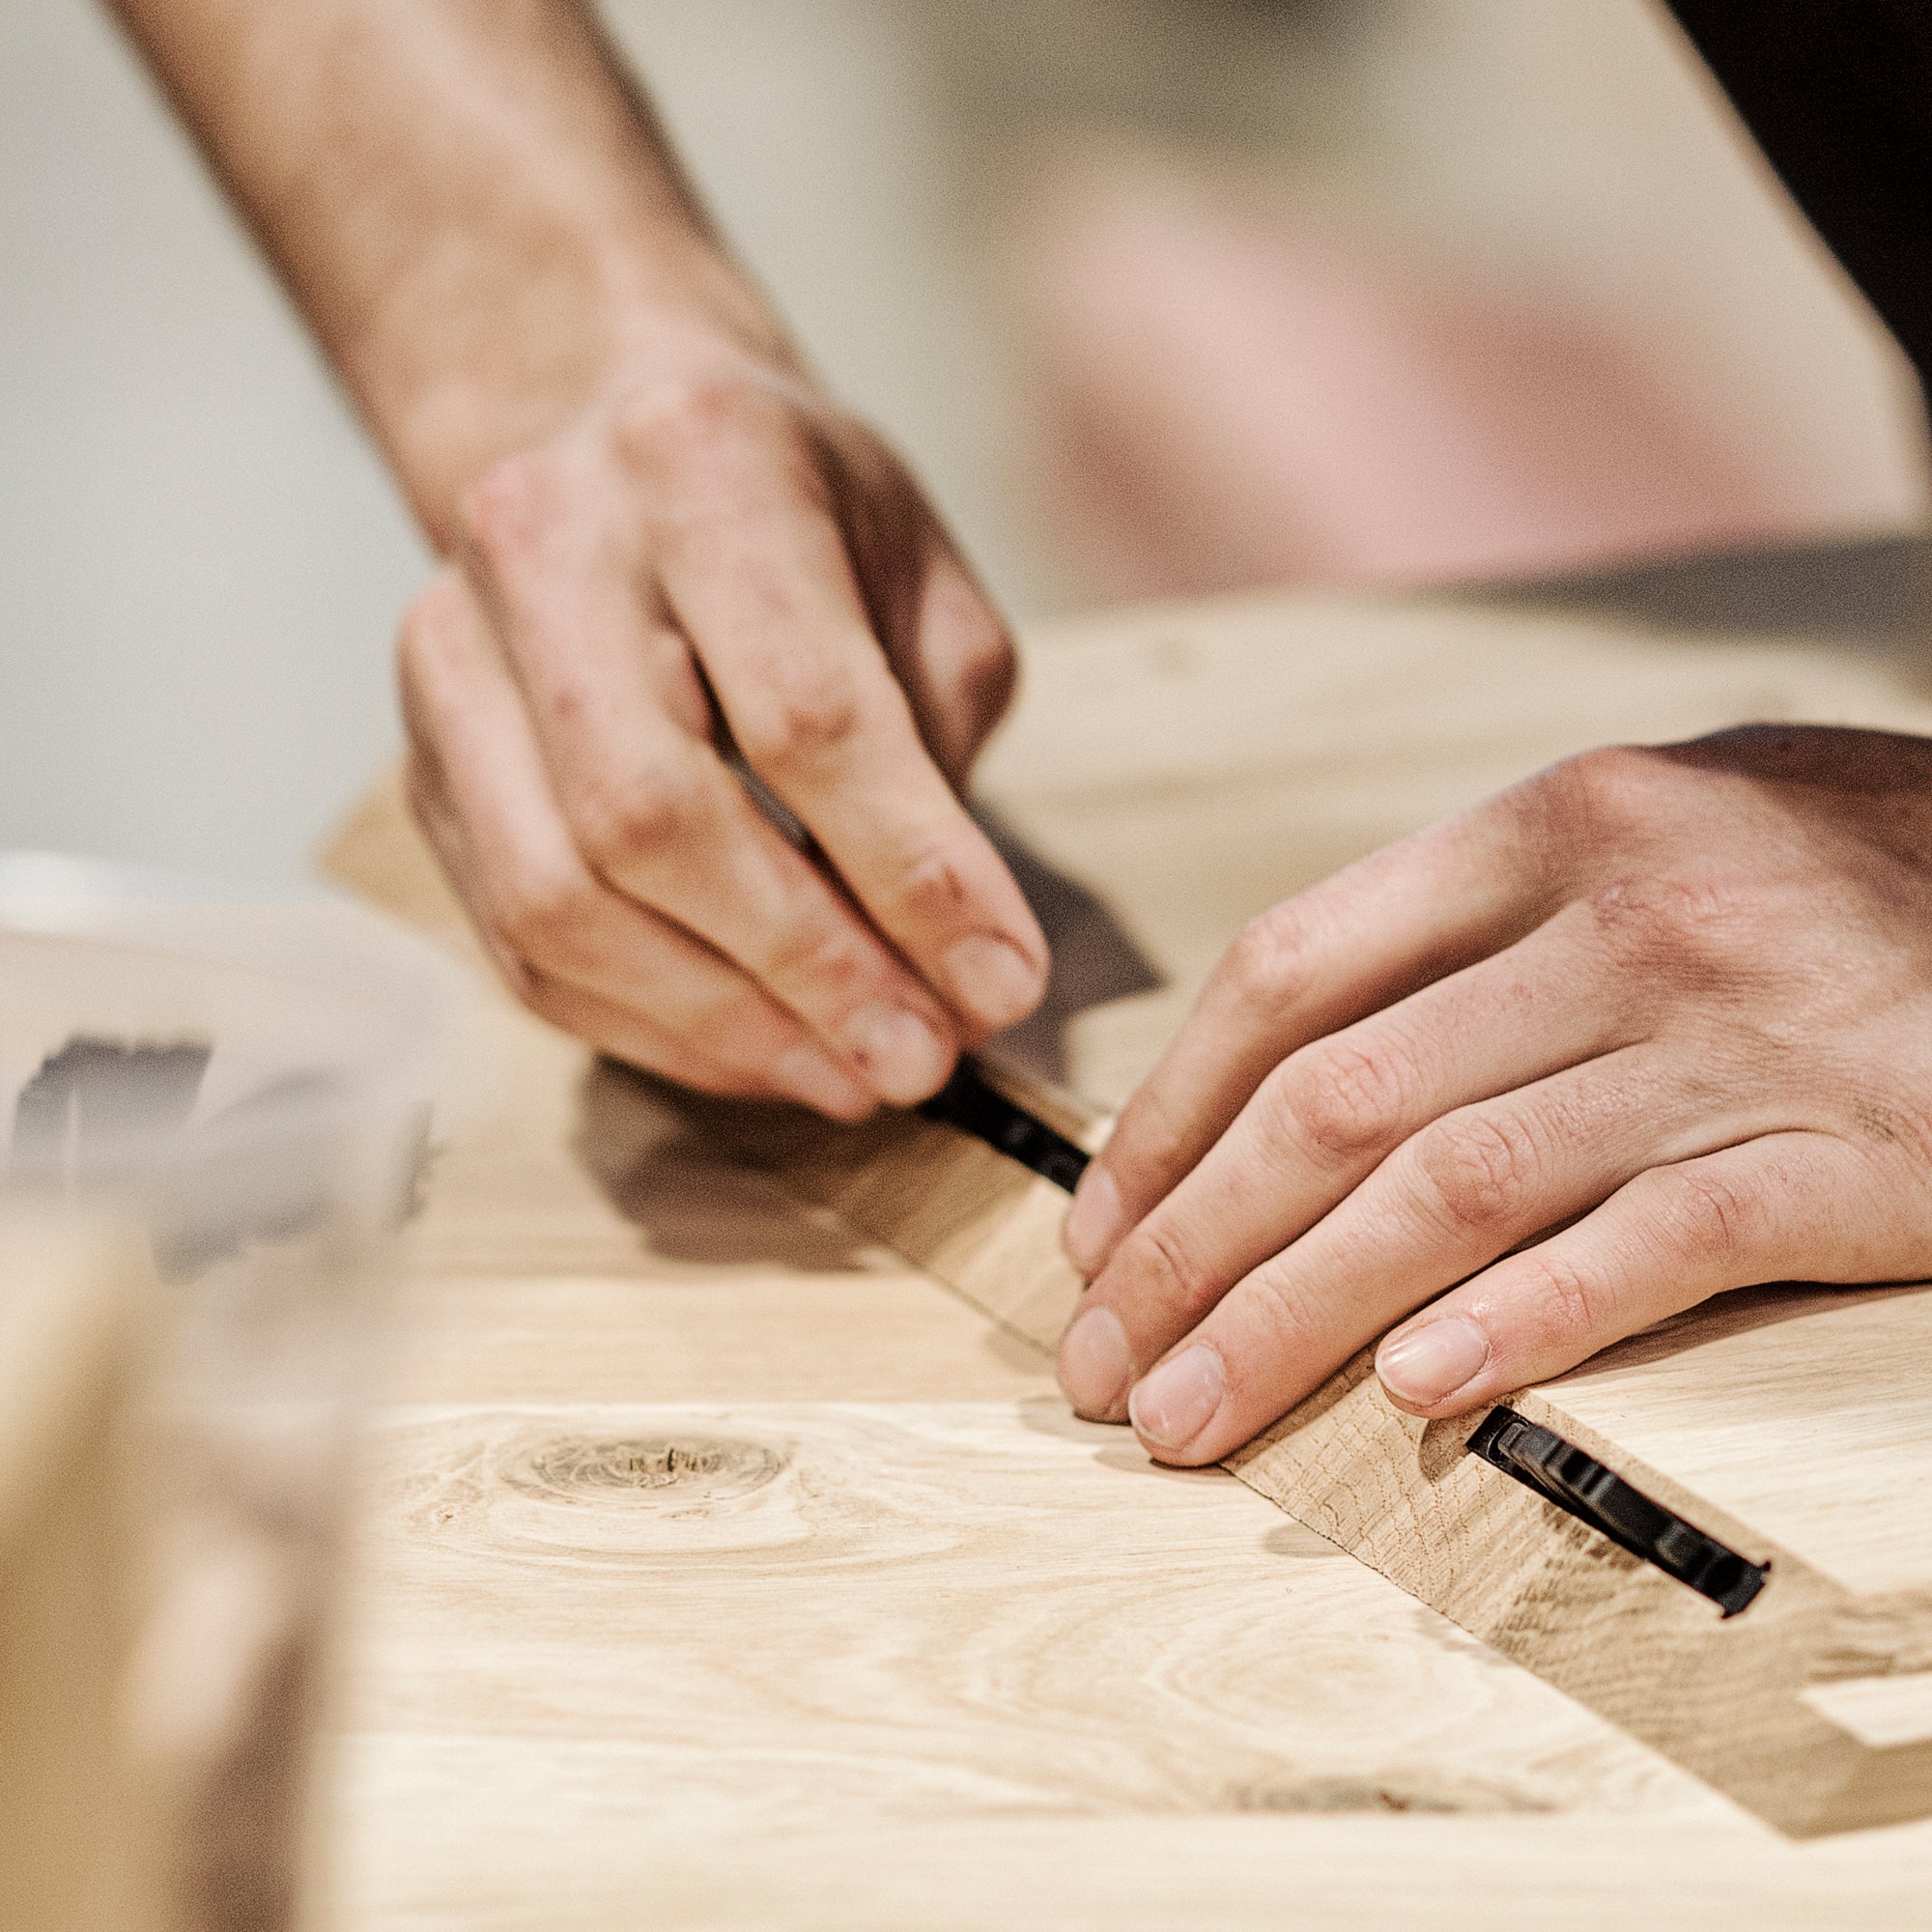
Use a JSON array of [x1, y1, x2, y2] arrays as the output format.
[[325, 548, 1932, 1929]]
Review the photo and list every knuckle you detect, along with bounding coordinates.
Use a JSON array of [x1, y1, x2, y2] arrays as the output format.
[[1408, 1112, 1538, 1236], [1276, 1036, 1417, 1161], [1220, 904, 1315, 1016], [1242, 1259, 1321, 1358], [490, 869, 593, 967], [1649, 1164, 1756, 1262], [395, 572, 473, 687], [574, 767, 704, 871], [953, 620, 1018, 719], [926, 593, 1018, 732], [894, 838, 976, 925], [1548, 742, 1665, 834], [456, 449, 574, 574], [1587, 871, 1751, 974], [1103, 1078, 1187, 1198], [1117, 1214, 1208, 1318], [1521, 1248, 1609, 1343], [759, 916, 870, 996], [736, 668, 868, 773], [612, 370, 781, 474]]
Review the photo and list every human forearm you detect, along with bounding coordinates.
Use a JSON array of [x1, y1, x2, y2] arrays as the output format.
[[111, 0, 1049, 1115], [109, 0, 793, 540]]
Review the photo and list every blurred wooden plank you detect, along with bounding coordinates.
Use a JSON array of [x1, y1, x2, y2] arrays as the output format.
[[0, 1211, 157, 1932], [337, 1777, 1932, 1932]]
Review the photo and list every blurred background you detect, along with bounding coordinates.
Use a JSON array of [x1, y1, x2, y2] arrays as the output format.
[[3, 0, 1925, 884]]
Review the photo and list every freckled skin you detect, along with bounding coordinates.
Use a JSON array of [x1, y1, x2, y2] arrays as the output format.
[[1065, 726, 1932, 1466], [112, 0, 1047, 1116]]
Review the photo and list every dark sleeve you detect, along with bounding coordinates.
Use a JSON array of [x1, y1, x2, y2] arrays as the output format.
[[1662, 0, 1932, 392]]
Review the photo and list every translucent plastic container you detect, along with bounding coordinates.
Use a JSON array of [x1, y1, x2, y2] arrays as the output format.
[[0, 854, 449, 1932]]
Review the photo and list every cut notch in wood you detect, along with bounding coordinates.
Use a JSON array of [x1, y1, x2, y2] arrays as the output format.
[[1468, 1406, 1769, 1618]]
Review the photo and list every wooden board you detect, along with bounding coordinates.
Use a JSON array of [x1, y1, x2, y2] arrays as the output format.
[[316, 980, 1932, 1930], [1229, 1319, 1932, 1838], [691, 1051, 1932, 1835], [653, 590, 1932, 1835], [973, 588, 1932, 1835], [321, 572, 1932, 1920]]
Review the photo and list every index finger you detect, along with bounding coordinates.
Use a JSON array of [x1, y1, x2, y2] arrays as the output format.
[[1063, 806, 1554, 1276], [654, 435, 1049, 1039], [452, 481, 970, 1106]]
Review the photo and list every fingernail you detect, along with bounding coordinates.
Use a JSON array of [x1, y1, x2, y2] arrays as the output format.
[[1377, 1316, 1491, 1407], [1064, 1164, 1123, 1277], [1058, 1305, 1132, 1420], [841, 1002, 954, 1105], [943, 934, 1046, 1030], [772, 1044, 874, 1121], [1128, 1345, 1225, 1453]]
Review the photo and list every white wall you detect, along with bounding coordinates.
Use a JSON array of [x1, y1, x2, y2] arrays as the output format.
[[0, 1, 425, 884], [0, 1, 1060, 886], [2, 0, 1921, 885]]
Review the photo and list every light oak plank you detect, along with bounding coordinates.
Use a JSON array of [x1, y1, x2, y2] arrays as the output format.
[[345, 1398, 1673, 1820], [707, 1043, 1932, 1833], [1529, 1282, 1932, 1599], [336, 1783, 1932, 1932], [322, 575, 1932, 1905]]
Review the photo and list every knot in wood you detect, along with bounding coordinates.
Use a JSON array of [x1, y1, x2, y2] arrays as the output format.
[[500, 1436, 783, 1507]]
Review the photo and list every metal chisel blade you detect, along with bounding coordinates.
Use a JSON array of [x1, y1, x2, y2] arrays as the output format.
[[915, 1060, 1091, 1195]]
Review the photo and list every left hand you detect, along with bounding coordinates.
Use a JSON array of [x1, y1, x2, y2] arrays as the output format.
[[1056, 725, 1932, 1464]]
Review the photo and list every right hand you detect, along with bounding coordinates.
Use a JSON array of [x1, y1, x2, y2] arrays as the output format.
[[398, 342, 1047, 1118]]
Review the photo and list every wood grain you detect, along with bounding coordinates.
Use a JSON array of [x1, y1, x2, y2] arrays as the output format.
[[352, 1398, 1675, 1822], [321, 577, 1932, 1918], [1534, 1282, 1932, 1598], [977, 586, 1932, 1834], [1230, 1339, 1932, 1837], [702, 1041, 1932, 1833]]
